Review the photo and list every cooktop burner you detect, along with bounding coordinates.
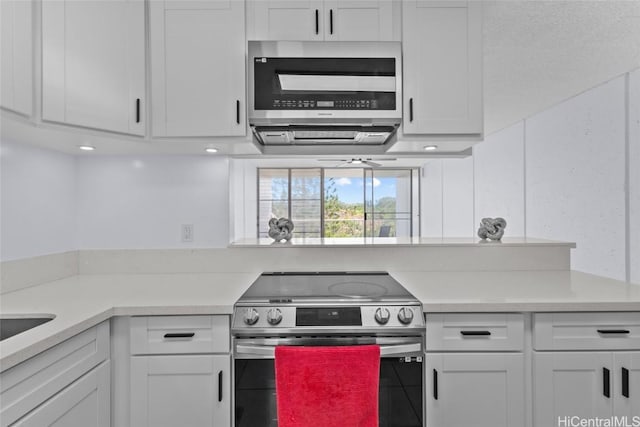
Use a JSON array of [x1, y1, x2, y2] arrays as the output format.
[[237, 271, 413, 303]]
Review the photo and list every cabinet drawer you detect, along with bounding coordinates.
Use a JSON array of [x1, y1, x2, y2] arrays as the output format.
[[534, 312, 640, 351], [130, 316, 229, 355], [0, 322, 109, 426], [426, 313, 524, 351]]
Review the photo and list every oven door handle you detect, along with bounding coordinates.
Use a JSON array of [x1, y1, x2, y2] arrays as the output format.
[[235, 342, 422, 358], [235, 344, 277, 357], [380, 343, 422, 356]]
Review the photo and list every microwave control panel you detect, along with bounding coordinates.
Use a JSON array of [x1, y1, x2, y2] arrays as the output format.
[[272, 99, 379, 109]]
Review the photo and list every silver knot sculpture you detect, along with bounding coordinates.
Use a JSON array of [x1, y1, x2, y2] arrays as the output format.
[[477, 217, 507, 241], [268, 217, 294, 242]]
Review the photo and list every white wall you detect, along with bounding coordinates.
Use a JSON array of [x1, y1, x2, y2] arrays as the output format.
[[0, 140, 77, 261], [421, 122, 526, 239], [630, 69, 640, 284], [77, 155, 229, 249], [526, 76, 626, 280], [474, 122, 525, 236], [426, 71, 638, 282]]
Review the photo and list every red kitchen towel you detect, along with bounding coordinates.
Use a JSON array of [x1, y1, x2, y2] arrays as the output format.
[[275, 345, 380, 427]]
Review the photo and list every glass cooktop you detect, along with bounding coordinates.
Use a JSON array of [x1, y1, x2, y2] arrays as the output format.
[[237, 272, 416, 303]]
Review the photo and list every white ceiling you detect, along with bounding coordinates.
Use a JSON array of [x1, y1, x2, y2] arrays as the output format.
[[2, 1, 639, 157], [483, 0, 640, 134]]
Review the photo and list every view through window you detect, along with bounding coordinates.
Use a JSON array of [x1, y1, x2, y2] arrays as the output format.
[[258, 168, 419, 238]]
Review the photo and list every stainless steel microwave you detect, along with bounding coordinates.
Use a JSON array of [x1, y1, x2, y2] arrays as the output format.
[[248, 41, 402, 147]]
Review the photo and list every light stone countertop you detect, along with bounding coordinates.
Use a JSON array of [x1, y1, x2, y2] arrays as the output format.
[[1, 270, 639, 371], [0, 272, 259, 371], [230, 237, 577, 248]]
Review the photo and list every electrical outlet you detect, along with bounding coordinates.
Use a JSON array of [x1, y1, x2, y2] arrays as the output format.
[[181, 224, 194, 242]]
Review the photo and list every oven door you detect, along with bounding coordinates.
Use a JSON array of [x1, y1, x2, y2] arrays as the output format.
[[233, 336, 424, 427]]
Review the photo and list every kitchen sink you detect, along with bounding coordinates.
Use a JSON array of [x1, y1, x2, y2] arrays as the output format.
[[0, 315, 55, 341]]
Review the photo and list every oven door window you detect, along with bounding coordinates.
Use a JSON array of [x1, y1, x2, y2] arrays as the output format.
[[235, 358, 423, 427]]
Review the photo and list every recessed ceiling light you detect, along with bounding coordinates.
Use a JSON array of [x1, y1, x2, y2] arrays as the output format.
[[205, 148, 219, 153], [423, 145, 438, 151], [350, 159, 363, 164], [78, 145, 95, 151]]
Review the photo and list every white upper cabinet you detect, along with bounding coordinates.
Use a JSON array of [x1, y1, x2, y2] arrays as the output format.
[[1, 0, 33, 116], [402, 0, 483, 137], [150, 0, 246, 137], [248, 0, 325, 41], [324, 0, 398, 41], [247, 0, 399, 41], [41, 0, 145, 136]]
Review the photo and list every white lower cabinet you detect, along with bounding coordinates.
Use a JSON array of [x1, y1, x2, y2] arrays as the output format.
[[125, 315, 232, 427], [533, 312, 640, 427], [534, 352, 640, 426], [425, 313, 526, 427], [130, 355, 230, 427], [13, 361, 110, 427], [426, 353, 525, 427], [0, 322, 110, 427], [534, 352, 612, 424], [614, 352, 640, 418]]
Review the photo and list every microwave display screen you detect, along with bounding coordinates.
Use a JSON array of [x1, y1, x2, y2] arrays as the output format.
[[254, 57, 396, 111]]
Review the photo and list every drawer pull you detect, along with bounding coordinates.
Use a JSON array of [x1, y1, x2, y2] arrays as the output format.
[[460, 330, 491, 336], [218, 370, 223, 402], [163, 332, 195, 339], [622, 367, 629, 398], [597, 329, 630, 335], [433, 369, 438, 400], [603, 367, 610, 398]]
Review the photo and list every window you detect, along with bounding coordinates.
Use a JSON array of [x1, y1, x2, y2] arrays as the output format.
[[258, 168, 419, 238]]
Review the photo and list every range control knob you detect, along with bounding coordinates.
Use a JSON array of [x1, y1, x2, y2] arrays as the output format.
[[267, 308, 283, 325], [243, 308, 260, 325], [397, 307, 414, 325], [374, 307, 391, 325]]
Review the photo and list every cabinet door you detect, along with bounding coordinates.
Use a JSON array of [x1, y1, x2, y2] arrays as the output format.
[[130, 355, 230, 427], [150, 0, 246, 137], [614, 352, 640, 418], [426, 353, 525, 427], [248, 0, 325, 41], [402, 1, 482, 136], [323, 0, 397, 41], [42, 0, 145, 135], [1, 0, 32, 116], [12, 362, 110, 427], [534, 352, 612, 427]]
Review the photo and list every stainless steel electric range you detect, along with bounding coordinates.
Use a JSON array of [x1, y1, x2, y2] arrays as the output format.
[[232, 272, 425, 427]]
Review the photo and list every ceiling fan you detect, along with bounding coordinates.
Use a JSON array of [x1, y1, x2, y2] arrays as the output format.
[[317, 157, 397, 168]]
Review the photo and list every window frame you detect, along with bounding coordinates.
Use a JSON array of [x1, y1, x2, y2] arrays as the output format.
[[257, 167, 420, 239]]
